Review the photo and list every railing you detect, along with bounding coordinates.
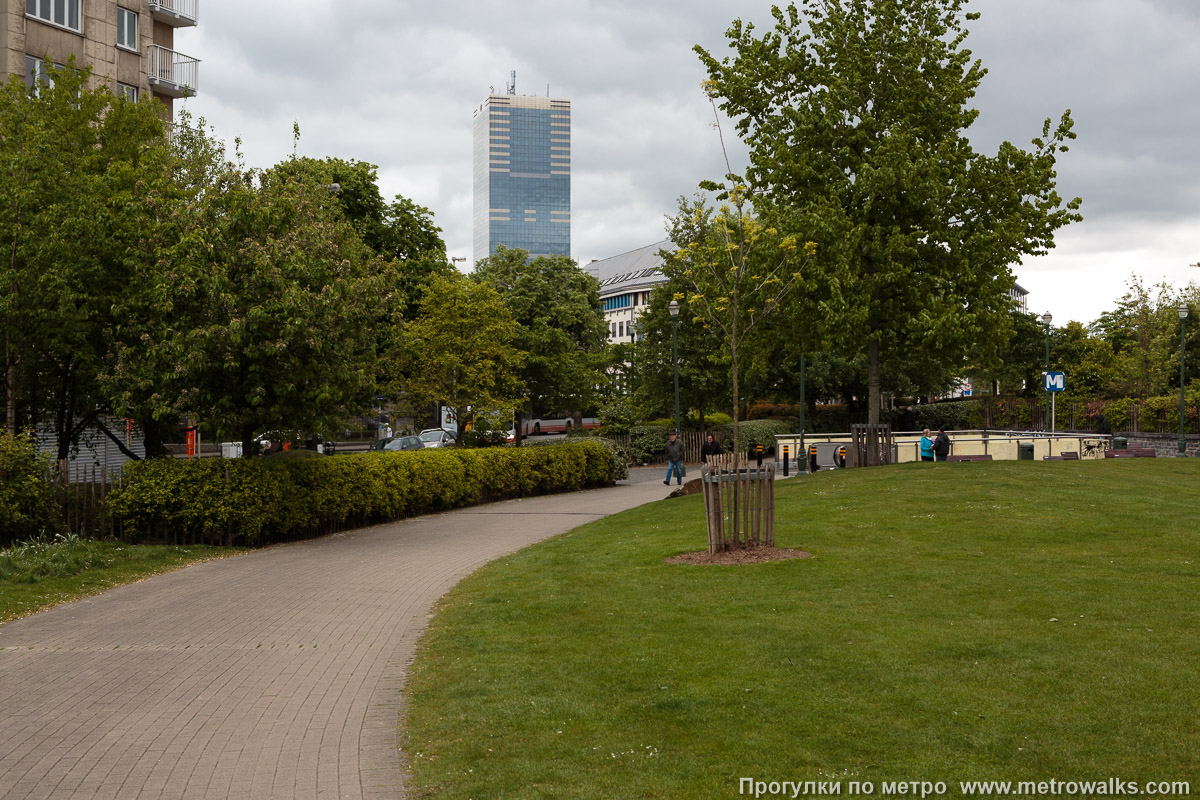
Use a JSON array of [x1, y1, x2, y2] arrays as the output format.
[[776, 429, 1114, 467], [147, 0, 198, 26], [146, 45, 199, 98]]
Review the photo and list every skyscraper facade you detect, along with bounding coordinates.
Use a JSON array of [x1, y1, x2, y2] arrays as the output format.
[[472, 88, 571, 262]]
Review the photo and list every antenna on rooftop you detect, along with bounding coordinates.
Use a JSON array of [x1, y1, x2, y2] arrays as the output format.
[[507, 70, 516, 95]]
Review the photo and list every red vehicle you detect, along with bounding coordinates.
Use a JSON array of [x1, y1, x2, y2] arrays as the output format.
[[517, 413, 600, 437]]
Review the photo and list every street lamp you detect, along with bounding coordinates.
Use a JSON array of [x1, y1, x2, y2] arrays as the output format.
[[1041, 312, 1053, 432], [1178, 302, 1189, 458], [669, 300, 680, 434]]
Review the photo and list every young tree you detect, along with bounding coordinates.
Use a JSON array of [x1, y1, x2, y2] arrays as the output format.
[[696, 0, 1083, 423], [473, 246, 608, 442], [398, 274, 524, 446], [661, 194, 815, 457]]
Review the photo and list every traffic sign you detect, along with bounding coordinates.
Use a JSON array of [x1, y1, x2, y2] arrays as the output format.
[[1044, 371, 1065, 392]]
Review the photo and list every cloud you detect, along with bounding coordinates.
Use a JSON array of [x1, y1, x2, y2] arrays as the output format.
[[181, 0, 1200, 323]]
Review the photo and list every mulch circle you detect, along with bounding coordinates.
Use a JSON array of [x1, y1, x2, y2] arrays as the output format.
[[664, 546, 812, 565]]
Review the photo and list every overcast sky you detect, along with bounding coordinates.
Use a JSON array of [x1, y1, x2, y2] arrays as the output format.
[[180, 0, 1200, 326]]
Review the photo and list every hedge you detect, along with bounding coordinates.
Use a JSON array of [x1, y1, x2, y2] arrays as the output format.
[[0, 432, 64, 547], [107, 440, 621, 547]]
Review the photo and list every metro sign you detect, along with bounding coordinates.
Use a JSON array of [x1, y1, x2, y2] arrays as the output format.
[[1044, 371, 1065, 392]]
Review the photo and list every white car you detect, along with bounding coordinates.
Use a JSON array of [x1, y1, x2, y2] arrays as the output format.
[[418, 428, 456, 448]]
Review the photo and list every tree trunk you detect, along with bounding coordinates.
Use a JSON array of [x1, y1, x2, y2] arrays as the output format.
[[513, 409, 523, 447], [4, 329, 15, 436], [868, 338, 881, 425]]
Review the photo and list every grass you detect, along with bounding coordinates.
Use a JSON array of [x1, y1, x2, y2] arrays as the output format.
[[404, 460, 1200, 798], [0, 533, 244, 624]]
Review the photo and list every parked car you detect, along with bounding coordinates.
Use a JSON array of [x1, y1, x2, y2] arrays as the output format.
[[382, 435, 424, 452], [418, 428, 456, 448]]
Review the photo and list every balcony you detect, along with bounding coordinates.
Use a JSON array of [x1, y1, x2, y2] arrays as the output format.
[[146, 45, 199, 98], [147, 0, 198, 27]]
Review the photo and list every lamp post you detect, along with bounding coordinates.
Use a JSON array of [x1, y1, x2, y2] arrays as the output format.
[[1041, 311, 1053, 432], [1178, 302, 1189, 458], [669, 300, 680, 434]]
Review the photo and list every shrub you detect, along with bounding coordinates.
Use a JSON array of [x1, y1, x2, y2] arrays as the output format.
[[0, 432, 64, 547], [712, 420, 793, 455], [627, 425, 671, 465], [107, 441, 620, 547]]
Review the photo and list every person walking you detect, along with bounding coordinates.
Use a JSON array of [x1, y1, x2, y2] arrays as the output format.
[[919, 429, 935, 462], [701, 432, 723, 463], [664, 431, 685, 485], [933, 428, 951, 462]]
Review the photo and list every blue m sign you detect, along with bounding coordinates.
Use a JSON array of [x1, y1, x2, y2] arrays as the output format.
[[1044, 372, 1065, 392]]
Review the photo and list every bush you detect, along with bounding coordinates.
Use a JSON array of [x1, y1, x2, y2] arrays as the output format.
[[107, 441, 621, 547], [0, 432, 64, 547], [713, 420, 794, 455], [627, 425, 671, 465]]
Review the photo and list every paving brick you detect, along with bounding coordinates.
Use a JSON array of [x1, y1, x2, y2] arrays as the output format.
[[0, 475, 667, 798]]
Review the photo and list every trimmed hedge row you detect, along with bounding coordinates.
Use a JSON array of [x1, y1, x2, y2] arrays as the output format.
[[107, 441, 620, 547]]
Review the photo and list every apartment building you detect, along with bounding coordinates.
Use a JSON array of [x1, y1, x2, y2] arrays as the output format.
[[472, 73, 570, 262], [1, 0, 199, 115]]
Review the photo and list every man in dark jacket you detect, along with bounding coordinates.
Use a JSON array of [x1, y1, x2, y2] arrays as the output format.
[[664, 431, 685, 485], [933, 428, 951, 462], [701, 433, 722, 463]]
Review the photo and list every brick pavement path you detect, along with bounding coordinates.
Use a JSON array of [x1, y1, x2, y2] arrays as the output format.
[[0, 475, 670, 800]]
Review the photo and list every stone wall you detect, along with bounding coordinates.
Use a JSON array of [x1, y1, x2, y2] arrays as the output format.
[[1120, 432, 1200, 458]]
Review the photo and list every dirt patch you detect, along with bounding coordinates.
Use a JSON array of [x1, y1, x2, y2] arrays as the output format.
[[664, 546, 812, 565]]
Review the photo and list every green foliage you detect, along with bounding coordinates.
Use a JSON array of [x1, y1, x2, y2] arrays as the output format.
[[396, 273, 525, 447], [0, 61, 168, 452], [107, 442, 619, 546], [626, 425, 672, 465], [715, 419, 793, 455], [473, 246, 609, 428], [0, 432, 64, 545], [697, 0, 1083, 422]]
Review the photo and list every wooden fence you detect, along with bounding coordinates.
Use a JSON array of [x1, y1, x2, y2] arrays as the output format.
[[700, 453, 775, 555], [54, 460, 124, 539]]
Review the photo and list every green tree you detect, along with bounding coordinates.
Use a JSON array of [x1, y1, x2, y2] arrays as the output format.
[[399, 274, 524, 446], [661, 194, 814, 456], [473, 246, 608, 442], [1091, 278, 1179, 399], [0, 61, 167, 456], [107, 148, 387, 456], [264, 154, 452, 321], [696, 0, 1083, 423]]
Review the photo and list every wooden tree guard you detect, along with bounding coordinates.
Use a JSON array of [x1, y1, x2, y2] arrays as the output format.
[[700, 453, 775, 555], [851, 423, 893, 467]]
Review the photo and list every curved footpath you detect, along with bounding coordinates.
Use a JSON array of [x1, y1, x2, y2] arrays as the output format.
[[0, 469, 672, 800]]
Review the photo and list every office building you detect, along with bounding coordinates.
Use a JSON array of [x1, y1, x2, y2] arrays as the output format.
[[593, 240, 676, 343], [2, 0, 199, 116], [472, 75, 570, 262]]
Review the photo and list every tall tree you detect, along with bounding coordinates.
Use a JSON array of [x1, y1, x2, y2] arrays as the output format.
[[108, 149, 387, 455], [0, 61, 167, 454], [398, 274, 524, 446], [697, 0, 1083, 423], [473, 246, 608, 442]]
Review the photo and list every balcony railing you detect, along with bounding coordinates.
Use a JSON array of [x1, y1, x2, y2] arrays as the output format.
[[146, 45, 199, 98], [147, 0, 198, 27]]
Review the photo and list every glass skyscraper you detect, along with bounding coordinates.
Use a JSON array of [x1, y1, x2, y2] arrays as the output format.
[[472, 91, 571, 262]]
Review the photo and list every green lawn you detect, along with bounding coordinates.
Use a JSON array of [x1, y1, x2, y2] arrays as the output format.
[[405, 460, 1200, 798], [0, 536, 243, 624]]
